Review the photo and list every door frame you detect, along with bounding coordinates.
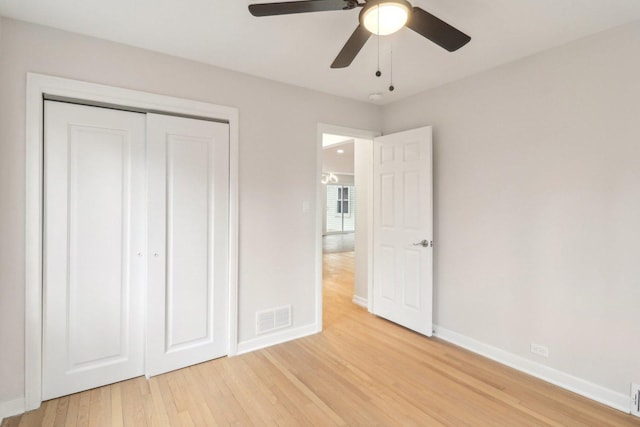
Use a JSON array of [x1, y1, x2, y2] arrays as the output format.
[[315, 124, 380, 328], [25, 73, 240, 411]]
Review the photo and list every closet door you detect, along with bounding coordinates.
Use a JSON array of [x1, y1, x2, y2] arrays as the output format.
[[146, 114, 230, 376], [43, 101, 146, 400]]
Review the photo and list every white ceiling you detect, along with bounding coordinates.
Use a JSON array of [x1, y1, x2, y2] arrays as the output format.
[[323, 140, 354, 174], [2, 0, 640, 104], [323, 133, 354, 148]]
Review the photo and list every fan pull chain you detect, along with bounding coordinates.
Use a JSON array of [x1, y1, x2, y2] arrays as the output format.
[[389, 42, 395, 91], [376, 36, 381, 77], [376, 0, 381, 77]]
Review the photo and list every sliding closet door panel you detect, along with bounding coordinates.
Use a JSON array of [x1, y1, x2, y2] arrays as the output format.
[[147, 113, 229, 377], [43, 101, 145, 400], [166, 137, 212, 347]]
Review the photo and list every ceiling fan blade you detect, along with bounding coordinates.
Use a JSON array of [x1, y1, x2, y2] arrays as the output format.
[[406, 7, 471, 52], [249, 0, 353, 17], [331, 25, 370, 68]]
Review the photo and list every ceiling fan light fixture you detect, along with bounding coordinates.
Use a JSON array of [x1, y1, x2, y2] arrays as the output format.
[[361, 0, 411, 36]]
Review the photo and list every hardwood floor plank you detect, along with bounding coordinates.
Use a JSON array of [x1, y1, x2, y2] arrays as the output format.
[[147, 377, 172, 427], [87, 385, 111, 426], [175, 411, 194, 427], [159, 374, 186, 427], [51, 396, 70, 427], [194, 362, 252, 426], [110, 383, 124, 427], [41, 399, 57, 427], [121, 378, 146, 427], [263, 349, 347, 426], [0, 415, 20, 427], [247, 351, 337, 426], [177, 367, 219, 426], [213, 356, 281, 426], [16, 400, 47, 427], [75, 391, 91, 427], [63, 393, 80, 427]]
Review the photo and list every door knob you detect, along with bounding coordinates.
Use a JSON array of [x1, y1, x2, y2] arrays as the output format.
[[412, 240, 430, 247]]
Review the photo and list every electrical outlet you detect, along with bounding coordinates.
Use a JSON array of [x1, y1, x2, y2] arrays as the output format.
[[631, 383, 640, 417], [530, 343, 549, 358]]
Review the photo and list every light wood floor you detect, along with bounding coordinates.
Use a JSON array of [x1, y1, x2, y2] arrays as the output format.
[[5, 252, 639, 426]]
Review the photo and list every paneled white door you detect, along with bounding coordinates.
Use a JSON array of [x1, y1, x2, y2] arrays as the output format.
[[372, 126, 433, 336], [146, 114, 229, 377], [43, 101, 146, 400]]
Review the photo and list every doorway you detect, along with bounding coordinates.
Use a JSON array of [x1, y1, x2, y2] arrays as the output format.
[[315, 123, 434, 338], [322, 134, 356, 251], [316, 124, 378, 329]]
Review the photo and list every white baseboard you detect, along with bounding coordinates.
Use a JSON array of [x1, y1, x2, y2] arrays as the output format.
[[352, 295, 368, 308], [0, 397, 25, 422], [433, 325, 630, 414], [236, 323, 319, 355]]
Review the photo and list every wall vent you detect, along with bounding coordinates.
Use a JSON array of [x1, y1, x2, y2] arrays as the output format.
[[256, 305, 292, 335], [632, 383, 640, 417]]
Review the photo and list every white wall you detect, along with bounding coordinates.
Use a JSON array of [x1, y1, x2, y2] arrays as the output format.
[[0, 17, 382, 404], [383, 21, 640, 399], [0, 14, 25, 413], [354, 138, 373, 303]]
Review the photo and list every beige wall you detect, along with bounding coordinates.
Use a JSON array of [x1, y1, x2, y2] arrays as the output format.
[[384, 21, 640, 396], [0, 17, 382, 402]]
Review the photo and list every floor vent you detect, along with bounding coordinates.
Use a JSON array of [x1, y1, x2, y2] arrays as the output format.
[[632, 383, 640, 417], [256, 305, 292, 335]]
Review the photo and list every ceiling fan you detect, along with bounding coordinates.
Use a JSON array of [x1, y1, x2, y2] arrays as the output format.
[[248, 0, 471, 69]]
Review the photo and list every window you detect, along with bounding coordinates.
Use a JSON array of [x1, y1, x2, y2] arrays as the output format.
[[326, 184, 355, 233], [337, 187, 349, 214]]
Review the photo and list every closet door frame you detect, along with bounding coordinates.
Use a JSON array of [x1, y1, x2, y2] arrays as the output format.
[[25, 73, 239, 411]]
